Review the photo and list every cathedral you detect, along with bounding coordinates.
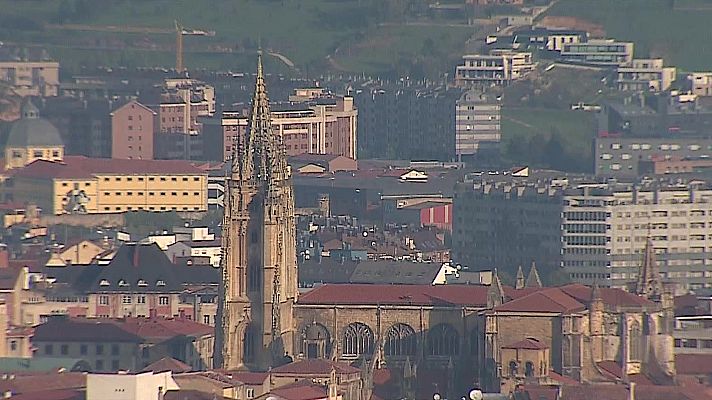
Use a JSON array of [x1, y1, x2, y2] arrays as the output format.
[[216, 58, 676, 398], [215, 53, 299, 371]]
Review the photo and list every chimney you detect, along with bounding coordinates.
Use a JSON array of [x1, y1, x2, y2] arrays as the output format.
[[133, 245, 140, 267]]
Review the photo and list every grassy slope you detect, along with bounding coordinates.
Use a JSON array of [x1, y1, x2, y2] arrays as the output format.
[[547, 0, 712, 72], [0, 0, 472, 76]]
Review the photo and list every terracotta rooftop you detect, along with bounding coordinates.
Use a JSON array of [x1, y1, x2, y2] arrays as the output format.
[[557, 383, 712, 400], [5, 389, 83, 400], [268, 379, 328, 400], [559, 284, 655, 308], [494, 287, 586, 313], [297, 283, 489, 307], [110, 317, 214, 340], [676, 354, 712, 375], [33, 317, 142, 343], [223, 371, 268, 385], [596, 361, 653, 385], [502, 337, 548, 350], [12, 156, 205, 180], [0, 372, 87, 395], [142, 357, 192, 374], [271, 359, 360, 375]]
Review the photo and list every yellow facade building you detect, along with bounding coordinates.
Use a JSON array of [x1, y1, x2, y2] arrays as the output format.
[[9, 156, 208, 215]]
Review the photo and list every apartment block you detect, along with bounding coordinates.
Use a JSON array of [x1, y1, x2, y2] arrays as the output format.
[[111, 100, 156, 160], [689, 72, 712, 96], [158, 78, 215, 135], [594, 137, 712, 177], [560, 39, 634, 67], [213, 94, 357, 161], [455, 89, 501, 161], [617, 59, 676, 92], [455, 50, 534, 87], [0, 59, 59, 97], [454, 175, 712, 292], [514, 28, 587, 52]]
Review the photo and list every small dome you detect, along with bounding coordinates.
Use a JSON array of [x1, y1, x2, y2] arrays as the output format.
[[6, 99, 63, 148]]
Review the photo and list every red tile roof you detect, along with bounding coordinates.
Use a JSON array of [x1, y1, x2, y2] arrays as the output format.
[[0, 372, 86, 395], [5, 389, 82, 400], [559, 284, 655, 308], [223, 371, 268, 385], [12, 156, 205, 180], [676, 354, 712, 375], [596, 361, 653, 385], [517, 385, 559, 400], [502, 337, 548, 350], [558, 383, 712, 400], [548, 370, 579, 385], [142, 357, 192, 373], [271, 359, 360, 375], [495, 287, 586, 313], [297, 284, 489, 307], [33, 318, 142, 343], [112, 317, 214, 340], [269, 380, 328, 400]]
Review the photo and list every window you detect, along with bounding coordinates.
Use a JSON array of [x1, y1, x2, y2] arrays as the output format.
[[142, 347, 150, 358], [509, 360, 518, 377], [247, 388, 255, 399], [60, 344, 68, 355], [159, 296, 169, 305], [96, 360, 104, 370], [342, 322, 374, 357], [12, 150, 21, 158], [99, 295, 109, 305], [137, 295, 146, 304], [80, 344, 87, 355], [244, 325, 256, 363], [10, 341, 17, 352], [96, 344, 104, 355], [111, 344, 119, 356], [52, 150, 60, 158], [427, 324, 459, 356], [525, 361, 535, 377], [384, 323, 416, 356], [122, 295, 132, 304], [44, 344, 53, 355], [33, 150, 43, 158]]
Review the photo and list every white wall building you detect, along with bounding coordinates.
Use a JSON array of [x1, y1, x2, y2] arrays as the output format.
[[87, 371, 179, 400]]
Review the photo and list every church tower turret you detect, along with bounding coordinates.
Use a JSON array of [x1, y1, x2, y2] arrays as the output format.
[[215, 54, 298, 370]]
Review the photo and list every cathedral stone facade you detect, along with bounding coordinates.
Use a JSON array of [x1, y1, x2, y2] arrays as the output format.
[[216, 54, 298, 371], [217, 59, 676, 398]]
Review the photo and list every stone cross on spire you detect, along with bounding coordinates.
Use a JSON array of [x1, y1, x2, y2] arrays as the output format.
[[634, 237, 663, 299]]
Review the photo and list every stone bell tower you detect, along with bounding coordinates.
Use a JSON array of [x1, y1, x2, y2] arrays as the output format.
[[215, 54, 299, 371]]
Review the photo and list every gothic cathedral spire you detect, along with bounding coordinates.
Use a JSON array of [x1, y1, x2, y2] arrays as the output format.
[[634, 238, 663, 299], [216, 54, 298, 371]]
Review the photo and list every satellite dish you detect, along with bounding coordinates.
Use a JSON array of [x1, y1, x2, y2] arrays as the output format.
[[469, 389, 483, 400]]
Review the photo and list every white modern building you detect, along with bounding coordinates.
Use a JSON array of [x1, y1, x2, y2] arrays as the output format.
[[455, 50, 534, 87], [455, 89, 501, 160], [617, 59, 676, 92]]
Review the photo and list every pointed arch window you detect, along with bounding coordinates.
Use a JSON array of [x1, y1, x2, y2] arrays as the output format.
[[301, 323, 331, 359], [244, 325, 256, 363], [342, 322, 374, 358], [427, 323, 459, 356], [525, 361, 535, 377], [384, 323, 416, 357]]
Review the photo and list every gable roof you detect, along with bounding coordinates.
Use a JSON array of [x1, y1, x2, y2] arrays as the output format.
[[265, 379, 328, 400], [271, 359, 360, 375], [494, 287, 586, 313], [87, 243, 181, 293], [502, 337, 548, 350], [32, 317, 143, 343], [348, 261, 443, 285], [297, 284, 489, 307], [142, 357, 192, 373], [114, 317, 213, 340], [12, 156, 205, 180], [559, 283, 655, 308]]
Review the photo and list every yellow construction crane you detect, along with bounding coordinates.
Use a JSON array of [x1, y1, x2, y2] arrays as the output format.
[[175, 20, 215, 73]]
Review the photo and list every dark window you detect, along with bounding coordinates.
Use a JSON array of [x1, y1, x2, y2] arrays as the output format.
[[509, 360, 518, 377], [525, 361, 535, 377], [96, 344, 104, 355], [44, 344, 53, 355], [111, 360, 120, 371], [111, 344, 119, 356], [342, 322, 374, 357], [384, 323, 416, 357], [142, 347, 150, 358], [60, 344, 68, 355], [80, 344, 87, 355], [427, 324, 459, 356], [96, 360, 104, 370]]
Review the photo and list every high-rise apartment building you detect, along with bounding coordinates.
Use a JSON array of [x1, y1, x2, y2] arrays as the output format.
[[111, 100, 156, 160], [454, 175, 712, 292], [455, 89, 501, 161]]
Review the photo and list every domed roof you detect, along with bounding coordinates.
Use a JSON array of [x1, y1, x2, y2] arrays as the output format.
[[6, 99, 63, 148]]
